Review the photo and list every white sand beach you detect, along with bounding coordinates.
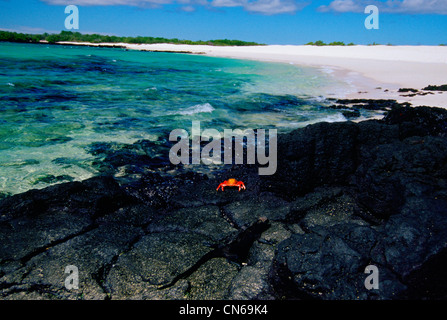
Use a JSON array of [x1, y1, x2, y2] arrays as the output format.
[[58, 41, 447, 108]]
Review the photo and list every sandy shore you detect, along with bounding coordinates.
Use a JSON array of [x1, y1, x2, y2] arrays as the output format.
[[58, 41, 447, 108]]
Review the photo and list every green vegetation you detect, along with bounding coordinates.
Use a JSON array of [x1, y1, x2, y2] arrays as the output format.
[[0, 30, 264, 46], [328, 41, 346, 46], [306, 40, 325, 46], [305, 41, 388, 46], [0, 30, 46, 43], [305, 40, 355, 46]]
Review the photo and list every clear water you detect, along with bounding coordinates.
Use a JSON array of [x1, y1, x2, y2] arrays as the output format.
[[0, 42, 375, 195]]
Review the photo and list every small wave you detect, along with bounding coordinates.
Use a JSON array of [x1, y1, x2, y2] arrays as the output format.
[[6, 83, 15, 87], [301, 113, 347, 126], [322, 113, 347, 122], [307, 95, 326, 103], [320, 66, 335, 74], [312, 113, 347, 124], [174, 103, 215, 115]]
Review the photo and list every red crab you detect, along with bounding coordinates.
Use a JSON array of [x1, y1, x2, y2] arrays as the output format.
[[216, 178, 246, 192]]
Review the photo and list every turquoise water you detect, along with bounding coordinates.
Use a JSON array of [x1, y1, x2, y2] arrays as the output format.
[[0, 42, 372, 195]]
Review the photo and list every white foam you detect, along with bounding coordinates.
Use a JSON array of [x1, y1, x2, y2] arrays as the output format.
[[175, 103, 215, 115], [320, 66, 335, 74], [301, 113, 347, 127], [323, 113, 348, 123]]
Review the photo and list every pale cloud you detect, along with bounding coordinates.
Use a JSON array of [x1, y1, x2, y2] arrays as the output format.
[[180, 4, 196, 11], [318, 0, 447, 14], [210, 0, 245, 8], [41, 0, 174, 7], [317, 0, 362, 13], [41, 0, 310, 14], [210, 0, 309, 14], [40, 0, 447, 14], [248, 0, 309, 14]]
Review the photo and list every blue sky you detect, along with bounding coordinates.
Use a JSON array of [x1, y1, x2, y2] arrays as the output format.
[[1, 0, 446, 45]]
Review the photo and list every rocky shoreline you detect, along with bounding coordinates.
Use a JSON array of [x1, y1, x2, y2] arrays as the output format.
[[1, 103, 447, 300]]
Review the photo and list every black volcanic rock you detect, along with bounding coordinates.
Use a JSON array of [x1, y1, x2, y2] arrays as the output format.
[[265, 106, 447, 300], [383, 105, 447, 138], [271, 224, 407, 300], [262, 121, 359, 199], [422, 84, 447, 91], [398, 88, 419, 93], [333, 99, 408, 111], [1, 105, 447, 300], [0, 175, 132, 223]]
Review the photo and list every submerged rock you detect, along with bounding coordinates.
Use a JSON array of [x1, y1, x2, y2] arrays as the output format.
[[422, 84, 447, 91]]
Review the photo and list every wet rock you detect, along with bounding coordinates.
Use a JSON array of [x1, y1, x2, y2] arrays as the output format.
[[226, 222, 291, 300], [147, 205, 237, 242], [2, 105, 447, 300], [168, 177, 231, 208], [0, 176, 132, 271], [226, 266, 273, 300], [0, 175, 132, 222], [354, 135, 447, 220], [272, 229, 366, 300], [287, 187, 345, 224], [383, 106, 447, 138], [271, 224, 407, 300], [333, 99, 407, 112], [1, 223, 142, 300], [422, 84, 447, 91], [186, 258, 239, 300], [222, 193, 290, 228], [0, 209, 92, 265], [356, 119, 399, 146], [371, 197, 447, 284], [121, 172, 179, 208], [341, 109, 361, 119], [263, 121, 359, 199], [31, 174, 74, 186], [299, 191, 361, 229], [398, 88, 419, 93], [168, 169, 260, 209], [86, 139, 173, 175], [97, 203, 158, 227], [104, 232, 213, 299]]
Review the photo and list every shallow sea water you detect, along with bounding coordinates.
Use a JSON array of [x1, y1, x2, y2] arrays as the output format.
[[0, 42, 378, 195]]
